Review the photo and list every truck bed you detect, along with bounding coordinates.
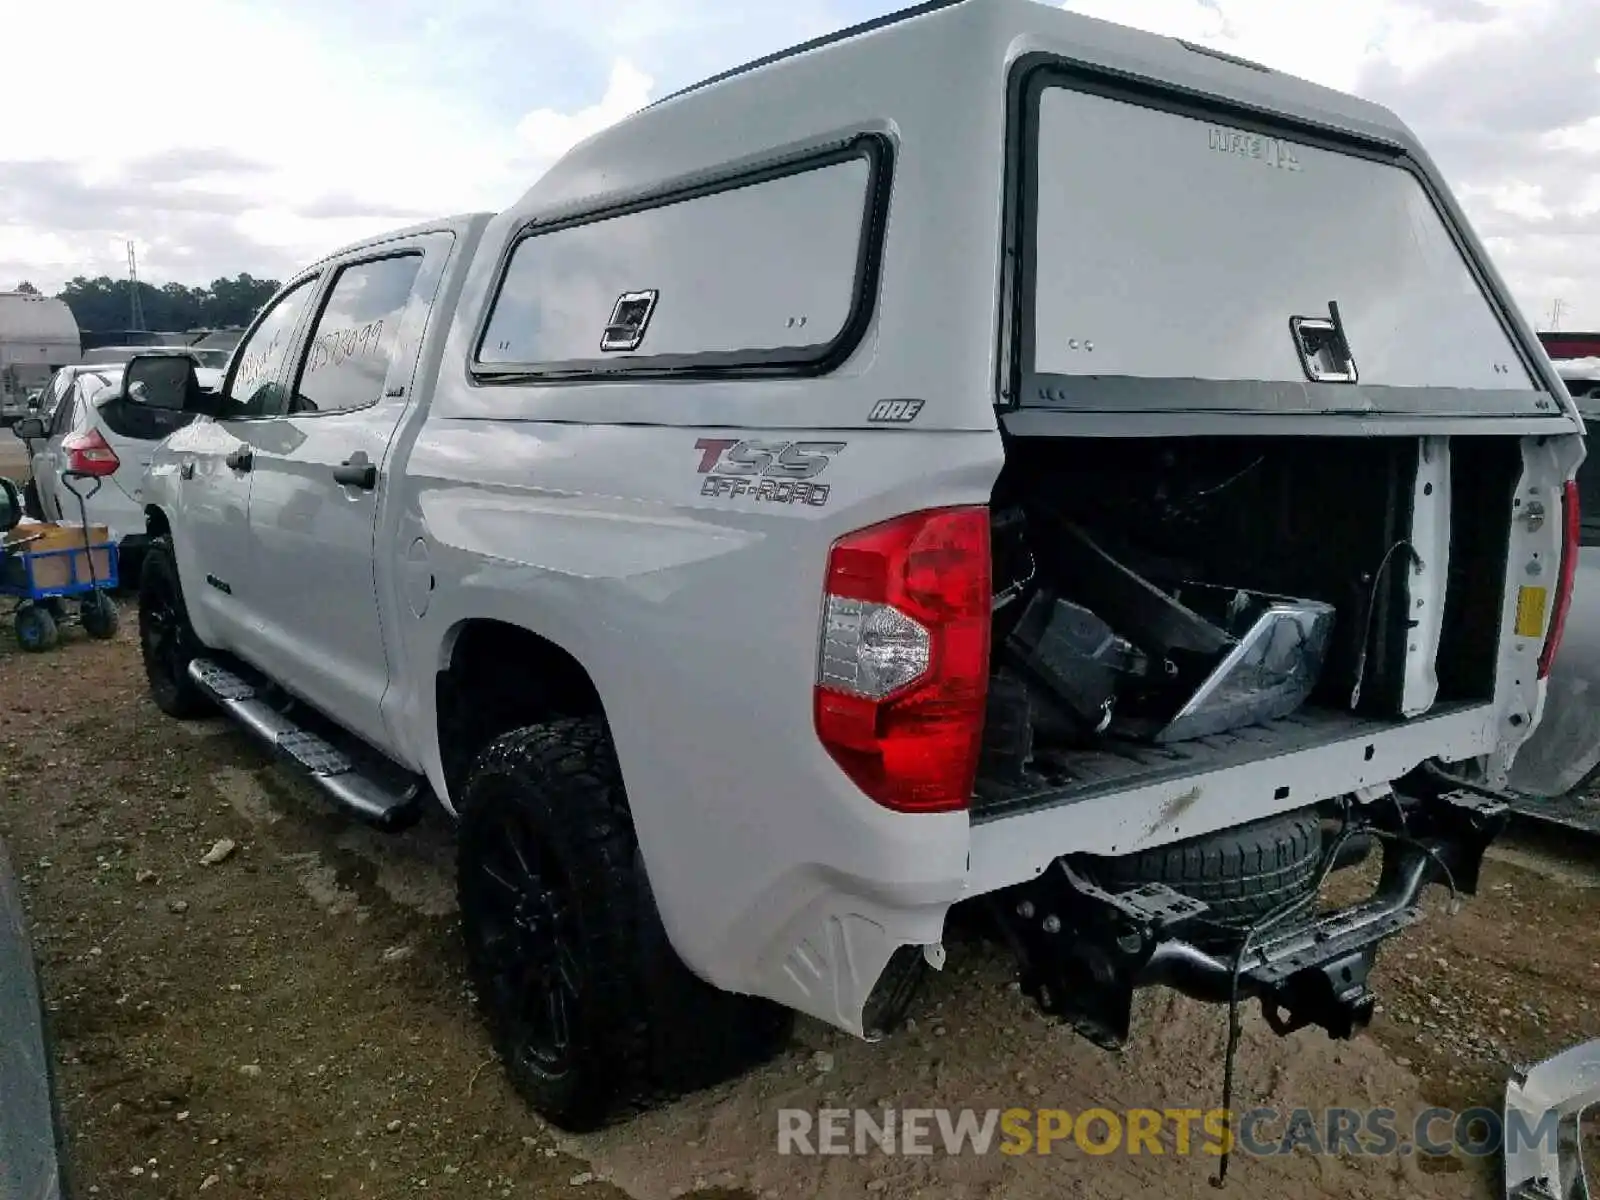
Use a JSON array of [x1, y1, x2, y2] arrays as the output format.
[[970, 705, 1471, 823]]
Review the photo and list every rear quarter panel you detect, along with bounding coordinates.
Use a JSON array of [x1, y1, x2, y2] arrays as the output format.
[[388, 416, 1003, 1023]]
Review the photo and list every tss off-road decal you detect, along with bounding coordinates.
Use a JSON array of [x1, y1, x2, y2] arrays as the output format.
[[694, 438, 845, 506]]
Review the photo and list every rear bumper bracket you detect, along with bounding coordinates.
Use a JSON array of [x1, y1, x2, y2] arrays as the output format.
[[997, 788, 1506, 1047]]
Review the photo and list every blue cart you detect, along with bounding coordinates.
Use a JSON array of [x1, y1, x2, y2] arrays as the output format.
[[0, 473, 120, 652]]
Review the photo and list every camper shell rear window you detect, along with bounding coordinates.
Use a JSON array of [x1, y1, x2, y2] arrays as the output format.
[[474, 136, 891, 381], [1005, 62, 1550, 418]]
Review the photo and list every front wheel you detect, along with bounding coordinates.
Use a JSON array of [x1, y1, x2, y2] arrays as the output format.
[[14, 605, 58, 652], [137, 539, 213, 718]]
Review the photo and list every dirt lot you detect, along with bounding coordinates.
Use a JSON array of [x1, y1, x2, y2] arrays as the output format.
[[1, 441, 1596, 1200]]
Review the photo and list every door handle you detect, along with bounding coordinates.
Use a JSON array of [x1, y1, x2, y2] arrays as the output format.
[[225, 446, 253, 472], [333, 455, 378, 490]]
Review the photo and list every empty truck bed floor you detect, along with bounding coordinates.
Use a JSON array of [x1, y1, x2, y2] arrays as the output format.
[[970, 705, 1475, 823]]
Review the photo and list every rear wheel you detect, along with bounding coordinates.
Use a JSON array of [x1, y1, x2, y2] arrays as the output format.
[[14, 604, 58, 653], [137, 538, 212, 718], [457, 717, 790, 1131]]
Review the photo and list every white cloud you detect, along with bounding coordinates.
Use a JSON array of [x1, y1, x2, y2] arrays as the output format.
[[0, 0, 653, 290], [515, 59, 656, 163], [2, 0, 1595, 332], [1063, 0, 1388, 91]]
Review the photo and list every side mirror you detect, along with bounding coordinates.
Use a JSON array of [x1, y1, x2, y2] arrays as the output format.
[[123, 353, 201, 412], [11, 415, 46, 441], [0, 478, 20, 533]]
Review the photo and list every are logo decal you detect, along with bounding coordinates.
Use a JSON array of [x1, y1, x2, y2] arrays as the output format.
[[693, 438, 845, 507], [868, 399, 924, 424]]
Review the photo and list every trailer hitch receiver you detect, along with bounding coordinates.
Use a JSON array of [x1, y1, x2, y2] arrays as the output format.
[[997, 790, 1506, 1046]]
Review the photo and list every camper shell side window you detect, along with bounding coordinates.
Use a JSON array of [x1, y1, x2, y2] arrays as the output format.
[[472, 135, 893, 382]]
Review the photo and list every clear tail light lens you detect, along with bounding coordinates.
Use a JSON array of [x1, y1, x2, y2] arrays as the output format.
[[814, 506, 991, 813]]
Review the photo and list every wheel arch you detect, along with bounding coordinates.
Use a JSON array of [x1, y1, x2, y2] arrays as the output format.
[[432, 617, 608, 809], [143, 504, 172, 540]]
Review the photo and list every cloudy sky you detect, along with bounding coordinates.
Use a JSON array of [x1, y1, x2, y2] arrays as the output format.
[[2, 0, 1596, 328]]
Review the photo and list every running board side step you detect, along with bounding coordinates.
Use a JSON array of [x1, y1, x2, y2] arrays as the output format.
[[189, 658, 423, 831]]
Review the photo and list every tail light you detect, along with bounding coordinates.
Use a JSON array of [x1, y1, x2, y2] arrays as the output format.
[[62, 428, 120, 477], [1538, 478, 1581, 679], [814, 506, 991, 813]]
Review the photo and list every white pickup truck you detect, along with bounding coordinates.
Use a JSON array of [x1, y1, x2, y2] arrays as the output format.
[[132, 0, 1581, 1131]]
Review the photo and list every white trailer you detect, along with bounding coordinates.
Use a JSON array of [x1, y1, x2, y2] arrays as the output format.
[[0, 292, 81, 421]]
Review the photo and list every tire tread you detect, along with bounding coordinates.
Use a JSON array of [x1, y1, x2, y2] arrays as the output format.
[[1090, 807, 1323, 938], [457, 717, 788, 1131]]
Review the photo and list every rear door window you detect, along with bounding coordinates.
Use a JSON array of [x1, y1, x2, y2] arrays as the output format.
[[288, 253, 424, 415], [39, 370, 71, 419], [49, 387, 81, 438], [1014, 77, 1543, 414]]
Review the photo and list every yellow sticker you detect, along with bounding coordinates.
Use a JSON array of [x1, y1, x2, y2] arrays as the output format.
[[1515, 586, 1549, 639]]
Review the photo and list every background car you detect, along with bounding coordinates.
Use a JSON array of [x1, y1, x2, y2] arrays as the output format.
[[29, 362, 116, 424], [15, 364, 120, 516], [81, 344, 205, 367], [13, 360, 216, 582], [187, 346, 232, 370]]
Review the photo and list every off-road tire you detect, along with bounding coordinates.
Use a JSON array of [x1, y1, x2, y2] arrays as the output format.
[[1086, 807, 1324, 943], [457, 717, 792, 1132], [137, 538, 213, 718]]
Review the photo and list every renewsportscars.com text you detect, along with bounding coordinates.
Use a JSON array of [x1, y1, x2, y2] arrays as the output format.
[[777, 1105, 1556, 1159]]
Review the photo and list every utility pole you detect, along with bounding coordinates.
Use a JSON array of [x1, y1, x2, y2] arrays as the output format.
[[1548, 297, 1566, 332], [127, 240, 146, 331]]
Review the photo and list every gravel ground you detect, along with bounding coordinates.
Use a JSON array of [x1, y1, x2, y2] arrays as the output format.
[[1, 439, 1596, 1199]]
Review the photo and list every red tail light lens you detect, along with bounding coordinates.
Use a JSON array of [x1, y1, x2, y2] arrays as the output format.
[[62, 428, 120, 478], [1538, 478, 1581, 679], [814, 507, 991, 813]]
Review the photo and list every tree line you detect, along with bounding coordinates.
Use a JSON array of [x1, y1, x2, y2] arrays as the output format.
[[11, 275, 281, 333]]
